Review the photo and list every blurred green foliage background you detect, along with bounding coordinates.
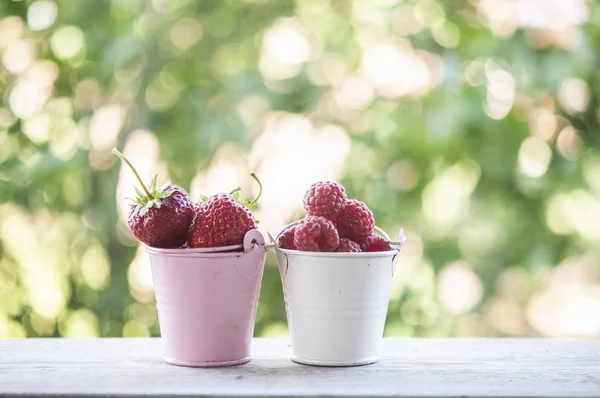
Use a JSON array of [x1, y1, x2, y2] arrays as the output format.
[[1, 0, 599, 339]]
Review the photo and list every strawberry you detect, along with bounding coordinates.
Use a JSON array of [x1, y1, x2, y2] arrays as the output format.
[[187, 174, 261, 248], [113, 149, 195, 248]]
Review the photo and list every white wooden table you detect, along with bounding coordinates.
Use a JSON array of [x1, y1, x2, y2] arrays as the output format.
[[1, 338, 599, 397]]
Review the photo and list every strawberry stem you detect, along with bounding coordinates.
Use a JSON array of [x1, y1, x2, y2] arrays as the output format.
[[112, 148, 152, 199], [249, 173, 262, 205]]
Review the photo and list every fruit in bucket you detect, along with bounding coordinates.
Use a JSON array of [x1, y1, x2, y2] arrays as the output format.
[[336, 199, 375, 243], [187, 176, 262, 248], [303, 181, 347, 219], [294, 216, 339, 252], [336, 238, 362, 253], [113, 149, 195, 248], [113, 148, 261, 249], [278, 181, 391, 253], [360, 234, 392, 252], [278, 225, 297, 250]]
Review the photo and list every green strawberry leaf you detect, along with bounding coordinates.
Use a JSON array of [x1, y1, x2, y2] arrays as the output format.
[[149, 175, 157, 193], [113, 148, 170, 219]]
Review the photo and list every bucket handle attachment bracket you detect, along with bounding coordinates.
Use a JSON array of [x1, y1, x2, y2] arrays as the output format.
[[388, 228, 406, 277], [235, 229, 267, 280], [268, 232, 289, 278]]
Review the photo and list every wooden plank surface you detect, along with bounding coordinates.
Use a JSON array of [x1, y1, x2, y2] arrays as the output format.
[[0, 338, 599, 398]]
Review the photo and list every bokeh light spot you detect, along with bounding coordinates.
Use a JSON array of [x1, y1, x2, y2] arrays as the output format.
[[518, 137, 552, 178], [22, 112, 51, 144], [422, 160, 480, 231], [0, 17, 24, 48], [80, 245, 111, 290], [432, 21, 460, 49], [2, 40, 37, 74], [361, 43, 432, 98], [556, 126, 581, 160], [122, 319, 150, 337], [61, 309, 99, 338], [437, 261, 484, 314], [128, 245, 155, 303], [89, 104, 127, 151], [51, 26, 86, 61], [170, 18, 203, 50], [484, 62, 516, 120], [559, 79, 589, 114], [517, 0, 588, 30], [386, 160, 420, 191], [8, 81, 46, 119], [529, 108, 556, 140], [27, 1, 58, 31]]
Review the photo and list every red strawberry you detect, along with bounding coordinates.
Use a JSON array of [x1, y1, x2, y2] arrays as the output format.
[[278, 225, 297, 249], [187, 193, 257, 248], [336, 199, 374, 242], [360, 234, 391, 252], [187, 175, 262, 248], [113, 149, 195, 248], [336, 238, 361, 252], [303, 181, 347, 220], [294, 216, 339, 252]]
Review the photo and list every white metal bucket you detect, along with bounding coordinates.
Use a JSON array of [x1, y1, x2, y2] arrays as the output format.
[[272, 223, 405, 367]]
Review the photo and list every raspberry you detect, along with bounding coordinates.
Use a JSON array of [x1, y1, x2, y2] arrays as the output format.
[[278, 225, 297, 249], [360, 234, 391, 252], [294, 216, 339, 252], [303, 181, 347, 220], [336, 238, 361, 252], [187, 193, 257, 248], [336, 199, 374, 242]]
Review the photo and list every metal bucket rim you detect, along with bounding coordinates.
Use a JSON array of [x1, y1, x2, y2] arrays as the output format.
[[145, 230, 266, 258], [277, 246, 397, 258], [145, 246, 249, 258]]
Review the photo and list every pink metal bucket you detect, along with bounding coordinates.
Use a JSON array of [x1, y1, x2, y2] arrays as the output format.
[[146, 229, 267, 367]]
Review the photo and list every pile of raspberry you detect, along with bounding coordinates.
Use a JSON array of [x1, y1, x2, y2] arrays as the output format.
[[278, 181, 391, 253]]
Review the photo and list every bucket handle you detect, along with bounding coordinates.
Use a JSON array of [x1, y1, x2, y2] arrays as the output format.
[[268, 232, 289, 278], [235, 229, 267, 280], [269, 221, 304, 279], [388, 228, 406, 277]]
